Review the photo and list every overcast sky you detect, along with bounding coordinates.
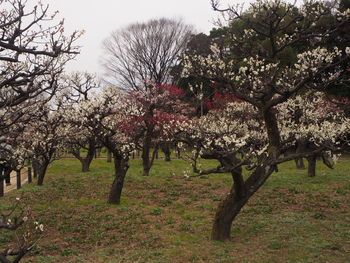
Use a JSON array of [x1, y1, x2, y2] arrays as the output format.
[[43, 0, 253, 76]]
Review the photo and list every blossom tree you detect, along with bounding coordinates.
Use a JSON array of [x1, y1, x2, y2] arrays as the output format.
[[176, 94, 350, 241], [180, 0, 350, 241], [0, 1, 79, 261], [0, 0, 80, 167], [279, 93, 350, 177], [129, 84, 192, 176], [61, 72, 101, 172], [65, 87, 139, 204], [22, 105, 69, 186]]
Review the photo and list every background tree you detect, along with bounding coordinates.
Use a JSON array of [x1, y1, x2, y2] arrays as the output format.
[[25, 106, 68, 186], [129, 84, 192, 176], [102, 18, 194, 91], [102, 18, 194, 167]]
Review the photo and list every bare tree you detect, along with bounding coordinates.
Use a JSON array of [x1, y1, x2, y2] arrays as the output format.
[[102, 18, 194, 91], [0, 0, 81, 109]]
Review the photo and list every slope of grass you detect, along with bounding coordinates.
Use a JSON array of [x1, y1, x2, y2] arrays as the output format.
[[1, 156, 350, 263]]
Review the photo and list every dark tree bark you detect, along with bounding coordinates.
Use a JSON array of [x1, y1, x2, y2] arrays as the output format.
[[295, 139, 306, 169], [295, 158, 306, 169], [71, 145, 95, 172], [161, 144, 171, 162], [141, 135, 158, 176], [211, 158, 277, 241], [37, 161, 49, 186], [32, 159, 39, 179], [211, 158, 245, 241], [4, 167, 11, 186], [0, 166, 4, 197], [107, 149, 112, 163], [108, 153, 130, 205], [307, 155, 317, 177], [211, 110, 281, 241], [81, 158, 92, 173]]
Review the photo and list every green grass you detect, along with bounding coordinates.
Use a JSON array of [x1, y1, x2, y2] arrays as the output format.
[[1, 156, 350, 262]]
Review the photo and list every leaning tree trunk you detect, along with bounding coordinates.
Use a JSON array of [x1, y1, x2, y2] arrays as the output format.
[[211, 160, 277, 241], [108, 154, 130, 205], [211, 165, 246, 241], [212, 109, 282, 241], [37, 161, 49, 186], [307, 155, 317, 177]]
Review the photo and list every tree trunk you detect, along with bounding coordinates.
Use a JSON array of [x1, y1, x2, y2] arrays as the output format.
[[81, 158, 92, 172], [295, 139, 306, 170], [81, 147, 95, 172], [307, 155, 317, 177], [176, 147, 181, 159], [72, 146, 95, 172], [142, 134, 159, 176], [142, 142, 151, 176], [4, 167, 11, 186], [107, 149, 112, 163], [32, 159, 39, 178], [0, 166, 4, 197], [108, 154, 130, 204], [295, 158, 305, 169], [211, 161, 247, 241], [37, 162, 49, 186], [211, 155, 277, 241], [162, 144, 171, 162]]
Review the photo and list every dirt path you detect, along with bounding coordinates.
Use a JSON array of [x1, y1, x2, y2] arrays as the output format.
[[4, 168, 28, 194]]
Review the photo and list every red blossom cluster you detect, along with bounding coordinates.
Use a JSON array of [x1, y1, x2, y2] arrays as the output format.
[[205, 92, 242, 110]]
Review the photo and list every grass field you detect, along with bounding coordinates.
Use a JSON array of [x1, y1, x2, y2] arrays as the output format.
[[1, 156, 350, 263]]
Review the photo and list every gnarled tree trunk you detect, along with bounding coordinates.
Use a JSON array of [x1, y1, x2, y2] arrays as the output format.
[[108, 153, 130, 204], [211, 162, 245, 241], [211, 159, 277, 241], [212, 109, 281, 241]]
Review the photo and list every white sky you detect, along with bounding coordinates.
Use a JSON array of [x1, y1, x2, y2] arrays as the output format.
[[43, 0, 252, 76]]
